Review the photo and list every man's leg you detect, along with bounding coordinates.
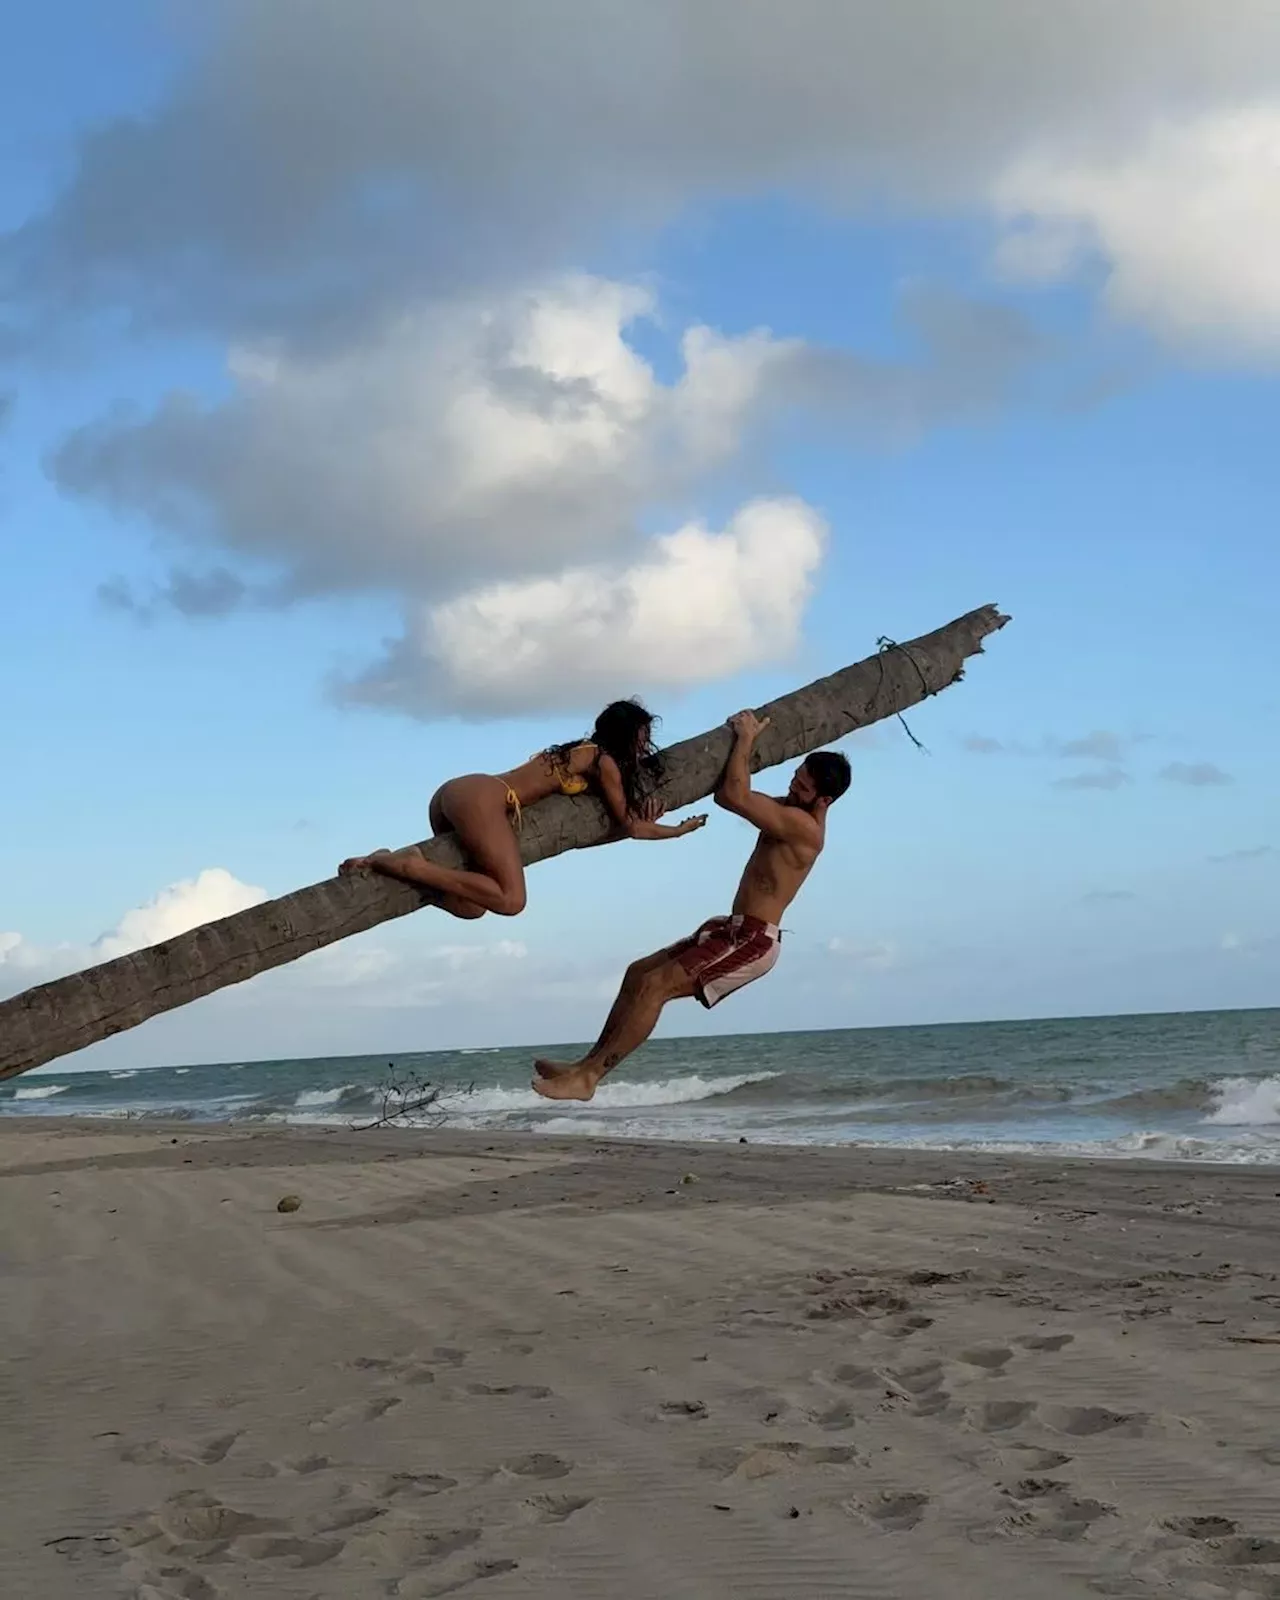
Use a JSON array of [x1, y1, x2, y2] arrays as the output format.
[[532, 953, 695, 1102], [568, 949, 670, 1065]]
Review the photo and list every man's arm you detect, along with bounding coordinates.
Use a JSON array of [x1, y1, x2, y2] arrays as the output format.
[[714, 711, 814, 842]]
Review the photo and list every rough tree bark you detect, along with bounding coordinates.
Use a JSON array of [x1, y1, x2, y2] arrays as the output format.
[[0, 604, 1008, 1078]]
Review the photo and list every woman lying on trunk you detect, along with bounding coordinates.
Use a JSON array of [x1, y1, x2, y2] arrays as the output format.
[[338, 698, 706, 919]]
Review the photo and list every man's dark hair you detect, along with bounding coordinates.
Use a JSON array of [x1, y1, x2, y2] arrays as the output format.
[[803, 750, 852, 802]]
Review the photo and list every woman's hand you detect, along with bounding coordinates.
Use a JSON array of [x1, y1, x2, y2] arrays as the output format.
[[623, 799, 706, 840]]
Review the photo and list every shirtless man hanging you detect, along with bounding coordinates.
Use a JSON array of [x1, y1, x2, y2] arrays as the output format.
[[531, 710, 851, 1102]]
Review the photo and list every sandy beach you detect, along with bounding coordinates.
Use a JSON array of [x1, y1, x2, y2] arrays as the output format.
[[4, 1120, 1279, 1600]]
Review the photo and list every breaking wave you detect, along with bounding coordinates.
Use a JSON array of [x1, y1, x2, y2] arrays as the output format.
[[1205, 1076, 1280, 1127], [2, 1010, 1277, 1168]]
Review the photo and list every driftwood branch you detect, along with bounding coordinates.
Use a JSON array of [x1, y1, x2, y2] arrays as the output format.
[[0, 603, 1008, 1078], [349, 1063, 457, 1132]]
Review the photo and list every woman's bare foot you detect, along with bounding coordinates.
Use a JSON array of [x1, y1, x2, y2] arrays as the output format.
[[531, 1060, 600, 1101], [338, 849, 390, 875]]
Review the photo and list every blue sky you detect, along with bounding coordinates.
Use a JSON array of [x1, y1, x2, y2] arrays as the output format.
[[2, 2, 1276, 1071]]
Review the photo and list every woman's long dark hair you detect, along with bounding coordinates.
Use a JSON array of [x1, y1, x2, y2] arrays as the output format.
[[545, 698, 663, 817]]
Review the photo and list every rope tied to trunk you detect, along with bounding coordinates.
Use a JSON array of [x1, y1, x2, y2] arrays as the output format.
[[875, 636, 933, 753]]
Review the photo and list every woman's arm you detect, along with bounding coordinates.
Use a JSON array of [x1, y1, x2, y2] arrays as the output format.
[[597, 753, 707, 840]]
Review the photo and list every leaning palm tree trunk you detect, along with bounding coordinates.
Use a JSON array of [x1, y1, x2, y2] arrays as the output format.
[[0, 604, 1008, 1078]]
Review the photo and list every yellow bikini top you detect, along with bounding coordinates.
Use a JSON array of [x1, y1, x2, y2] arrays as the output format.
[[541, 741, 597, 796]]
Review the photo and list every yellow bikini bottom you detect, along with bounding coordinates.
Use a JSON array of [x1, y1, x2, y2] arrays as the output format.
[[505, 786, 522, 832]]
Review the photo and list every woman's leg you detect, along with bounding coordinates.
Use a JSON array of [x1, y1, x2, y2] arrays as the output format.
[[426, 792, 486, 920], [367, 778, 527, 916]]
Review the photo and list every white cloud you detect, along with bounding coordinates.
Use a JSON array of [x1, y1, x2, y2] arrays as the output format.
[[1, 869, 534, 1022], [8, 4, 1280, 335], [15, 2, 1280, 734], [1160, 761, 1233, 788], [1054, 768, 1131, 792], [93, 867, 267, 959], [5, 3, 1280, 364], [827, 936, 898, 970], [53, 277, 798, 603], [963, 729, 1145, 761], [1209, 845, 1272, 864], [53, 277, 845, 712], [1218, 930, 1278, 958], [995, 107, 1280, 358], [346, 497, 826, 715], [55, 274, 1040, 714], [1, 868, 267, 997], [0, 931, 56, 979], [1057, 730, 1128, 762], [279, 935, 530, 1009]]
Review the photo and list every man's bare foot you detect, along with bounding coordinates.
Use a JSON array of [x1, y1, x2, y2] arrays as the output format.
[[531, 1060, 600, 1101]]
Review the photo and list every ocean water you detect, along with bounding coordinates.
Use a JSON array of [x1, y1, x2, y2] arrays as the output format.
[[4, 1009, 1279, 1165]]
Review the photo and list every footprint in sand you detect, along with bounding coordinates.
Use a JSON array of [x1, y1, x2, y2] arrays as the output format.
[[850, 1490, 930, 1532], [465, 1383, 553, 1400], [1134, 1524, 1280, 1600], [133, 1571, 220, 1600], [406, 1558, 520, 1599], [119, 1496, 282, 1594], [880, 1361, 952, 1417], [372, 1471, 461, 1501], [806, 1291, 911, 1322], [1161, 1515, 1239, 1540], [497, 1453, 573, 1480], [1001, 1443, 1074, 1472], [519, 1494, 593, 1525], [309, 1395, 402, 1432], [969, 1400, 1036, 1433], [699, 1442, 860, 1481], [807, 1400, 859, 1431], [339, 1522, 481, 1570], [1016, 1333, 1075, 1353], [151, 1495, 280, 1546], [727, 1385, 794, 1424], [886, 1360, 946, 1395], [242, 1451, 336, 1480], [309, 1503, 385, 1534], [832, 1363, 880, 1390], [116, 1492, 269, 1552], [398, 1364, 439, 1386], [237, 1532, 344, 1568], [976, 1480, 1115, 1544], [351, 1354, 439, 1386], [120, 1432, 242, 1468], [883, 1314, 934, 1339], [958, 1346, 1014, 1371], [1037, 1404, 1146, 1438], [655, 1399, 709, 1421], [1191, 1534, 1280, 1567]]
